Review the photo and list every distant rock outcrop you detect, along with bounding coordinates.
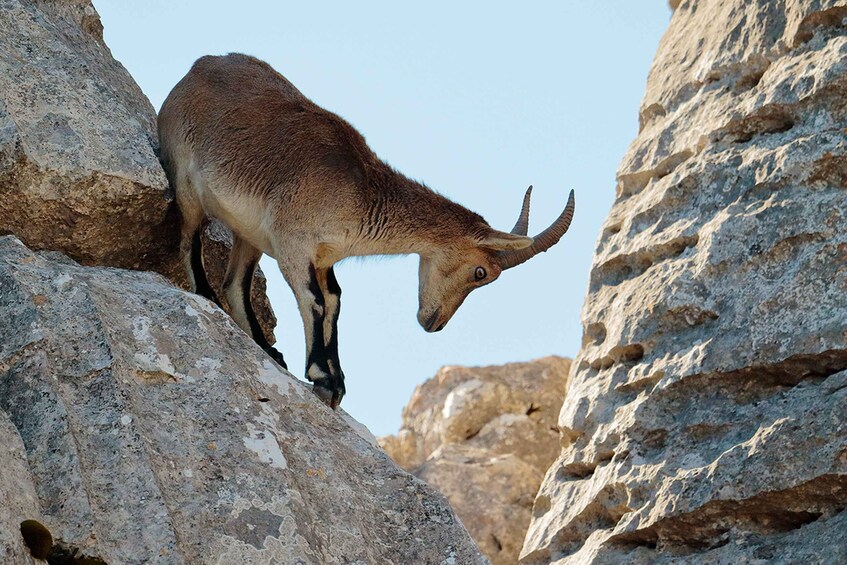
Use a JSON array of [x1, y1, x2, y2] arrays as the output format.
[[524, 1, 847, 563], [0, 0, 276, 342], [0, 236, 484, 564], [380, 357, 570, 565]]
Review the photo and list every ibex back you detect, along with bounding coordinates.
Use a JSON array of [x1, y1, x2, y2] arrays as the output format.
[[158, 53, 574, 409]]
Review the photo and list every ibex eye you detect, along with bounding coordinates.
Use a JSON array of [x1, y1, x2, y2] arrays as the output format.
[[474, 266, 487, 281]]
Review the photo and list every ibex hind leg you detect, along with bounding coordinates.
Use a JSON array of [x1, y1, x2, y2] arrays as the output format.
[[176, 176, 221, 305], [223, 235, 287, 369]]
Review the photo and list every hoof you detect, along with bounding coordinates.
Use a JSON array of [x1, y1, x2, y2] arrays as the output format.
[[263, 346, 288, 370], [312, 380, 345, 410], [307, 362, 345, 409]]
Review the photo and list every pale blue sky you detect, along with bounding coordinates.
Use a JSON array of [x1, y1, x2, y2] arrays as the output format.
[[93, 1, 670, 436]]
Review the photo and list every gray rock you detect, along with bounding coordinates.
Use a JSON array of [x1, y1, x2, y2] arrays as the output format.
[[523, 1, 847, 563], [0, 236, 484, 564], [0, 0, 276, 344], [0, 0, 169, 271], [0, 412, 43, 565]]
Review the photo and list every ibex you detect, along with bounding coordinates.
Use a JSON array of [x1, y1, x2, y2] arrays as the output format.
[[158, 53, 574, 409]]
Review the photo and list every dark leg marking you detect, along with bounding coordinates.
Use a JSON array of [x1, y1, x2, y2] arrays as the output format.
[[234, 259, 288, 369], [326, 267, 342, 295], [305, 264, 328, 373], [191, 230, 221, 305], [306, 264, 345, 409], [324, 267, 342, 362]]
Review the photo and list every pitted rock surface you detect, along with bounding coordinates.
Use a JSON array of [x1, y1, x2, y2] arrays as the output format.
[[523, 1, 847, 563]]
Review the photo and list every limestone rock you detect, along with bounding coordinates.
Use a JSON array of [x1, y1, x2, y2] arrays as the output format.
[[381, 357, 570, 565], [0, 412, 42, 565], [0, 0, 276, 343], [523, 1, 847, 563], [0, 0, 169, 271], [0, 236, 484, 564]]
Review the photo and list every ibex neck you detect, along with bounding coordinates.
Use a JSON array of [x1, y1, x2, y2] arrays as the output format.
[[357, 170, 486, 256]]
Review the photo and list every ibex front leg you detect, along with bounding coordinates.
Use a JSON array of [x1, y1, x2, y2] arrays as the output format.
[[317, 266, 343, 386], [285, 261, 345, 409]]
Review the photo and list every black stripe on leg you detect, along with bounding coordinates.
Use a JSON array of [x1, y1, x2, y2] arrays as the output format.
[[308, 265, 345, 407], [305, 264, 330, 377], [236, 260, 287, 369], [307, 264, 326, 309], [191, 230, 220, 305], [326, 267, 341, 297], [324, 267, 341, 360], [241, 260, 271, 348]]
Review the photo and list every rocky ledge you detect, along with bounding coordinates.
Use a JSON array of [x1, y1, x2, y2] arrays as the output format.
[[0, 236, 484, 564]]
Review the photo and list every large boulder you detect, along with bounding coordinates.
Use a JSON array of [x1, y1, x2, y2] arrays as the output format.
[[523, 1, 847, 563], [0, 0, 169, 272], [0, 0, 276, 342], [0, 236, 484, 564], [381, 357, 570, 565]]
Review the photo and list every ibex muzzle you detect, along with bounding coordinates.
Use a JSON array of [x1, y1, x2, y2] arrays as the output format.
[[157, 53, 575, 409]]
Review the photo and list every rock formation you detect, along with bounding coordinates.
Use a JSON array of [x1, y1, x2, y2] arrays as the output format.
[[0, 0, 276, 342], [381, 357, 570, 565], [0, 236, 484, 564], [523, 1, 847, 563]]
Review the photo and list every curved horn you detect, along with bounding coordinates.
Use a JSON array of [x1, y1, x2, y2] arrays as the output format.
[[510, 186, 533, 235], [498, 188, 575, 270]]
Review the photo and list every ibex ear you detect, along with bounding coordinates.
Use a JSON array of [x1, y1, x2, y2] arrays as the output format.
[[478, 231, 533, 251]]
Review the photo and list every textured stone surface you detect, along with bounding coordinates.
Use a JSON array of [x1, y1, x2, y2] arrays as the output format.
[[0, 0, 276, 343], [381, 357, 570, 565], [523, 1, 847, 563], [0, 0, 170, 270], [0, 413, 42, 565], [0, 236, 484, 564]]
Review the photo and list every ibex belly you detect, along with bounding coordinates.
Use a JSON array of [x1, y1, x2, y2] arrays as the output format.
[[198, 178, 274, 255]]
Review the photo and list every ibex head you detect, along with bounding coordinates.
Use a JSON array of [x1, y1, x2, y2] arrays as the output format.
[[417, 187, 575, 332]]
